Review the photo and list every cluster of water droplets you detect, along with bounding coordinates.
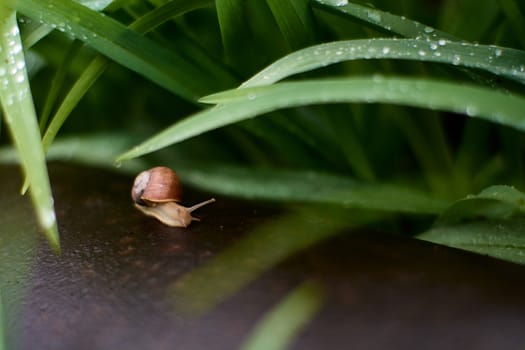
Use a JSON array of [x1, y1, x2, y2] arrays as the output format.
[[0, 22, 29, 109]]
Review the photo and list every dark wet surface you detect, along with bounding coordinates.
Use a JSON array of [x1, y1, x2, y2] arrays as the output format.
[[1, 163, 525, 349]]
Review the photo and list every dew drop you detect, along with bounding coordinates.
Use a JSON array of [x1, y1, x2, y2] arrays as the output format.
[[452, 54, 461, 65], [15, 73, 25, 83], [494, 48, 502, 57], [423, 26, 434, 34], [382, 47, 390, 54], [465, 105, 478, 116], [41, 208, 56, 229], [438, 39, 447, 46], [429, 42, 438, 50], [418, 50, 427, 57], [247, 93, 256, 100], [366, 10, 381, 23], [12, 43, 22, 55]]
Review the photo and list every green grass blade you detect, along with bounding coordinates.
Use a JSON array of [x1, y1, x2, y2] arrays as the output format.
[[20, 22, 53, 49], [40, 0, 217, 156], [38, 40, 83, 132], [41, 55, 109, 153], [0, 9, 59, 252], [179, 165, 447, 214], [266, 0, 316, 50], [241, 39, 525, 87], [117, 77, 525, 161], [419, 185, 525, 265], [312, 0, 456, 40], [10, 0, 230, 101], [216, 0, 250, 66], [418, 218, 525, 265], [130, 0, 214, 33], [435, 185, 525, 226], [240, 281, 323, 350], [498, 0, 525, 48]]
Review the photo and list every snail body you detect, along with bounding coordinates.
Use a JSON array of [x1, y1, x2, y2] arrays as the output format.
[[132, 166, 215, 227]]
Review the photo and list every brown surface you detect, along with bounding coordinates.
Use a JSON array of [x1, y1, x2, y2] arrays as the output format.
[[2, 163, 525, 350]]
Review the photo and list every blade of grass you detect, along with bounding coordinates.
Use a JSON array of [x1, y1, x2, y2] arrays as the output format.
[[266, 0, 317, 50], [312, 0, 457, 40], [418, 218, 525, 265], [38, 40, 83, 132], [241, 39, 525, 88], [39, 0, 219, 158], [216, 0, 251, 68], [0, 9, 59, 252], [498, 0, 525, 48], [178, 165, 447, 214], [435, 185, 525, 226], [418, 186, 525, 265], [312, 1, 505, 88], [10, 0, 231, 101], [118, 77, 525, 162], [240, 281, 323, 350]]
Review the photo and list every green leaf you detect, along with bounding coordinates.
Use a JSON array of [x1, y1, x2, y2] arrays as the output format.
[[178, 165, 447, 214], [10, 0, 233, 101], [117, 77, 525, 161], [0, 132, 148, 174], [418, 218, 525, 265], [38, 0, 220, 161], [265, 0, 316, 50], [435, 185, 525, 226], [312, 0, 456, 40], [216, 0, 250, 67], [0, 9, 59, 252], [498, 0, 525, 48], [240, 281, 324, 350], [241, 39, 525, 88]]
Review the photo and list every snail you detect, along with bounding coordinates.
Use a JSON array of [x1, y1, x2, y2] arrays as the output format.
[[131, 166, 215, 227]]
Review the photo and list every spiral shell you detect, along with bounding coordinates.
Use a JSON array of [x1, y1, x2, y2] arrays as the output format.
[[131, 166, 182, 205]]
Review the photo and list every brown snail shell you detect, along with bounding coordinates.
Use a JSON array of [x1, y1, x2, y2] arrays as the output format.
[[131, 166, 182, 205], [131, 166, 215, 228]]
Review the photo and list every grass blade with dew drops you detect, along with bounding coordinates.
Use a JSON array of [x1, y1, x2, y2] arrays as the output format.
[[118, 77, 525, 162], [0, 9, 59, 252], [418, 185, 525, 265], [310, 0, 515, 86], [241, 39, 525, 88], [418, 218, 525, 265], [312, 0, 457, 41], [17, 0, 219, 195], [9, 0, 233, 101], [239, 281, 324, 350], [38, 0, 219, 153]]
